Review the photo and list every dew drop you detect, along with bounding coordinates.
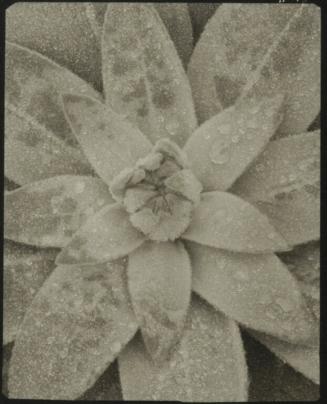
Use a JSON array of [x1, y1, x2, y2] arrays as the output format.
[[209, 141, 230, 165], [165, 120, 180, 137], [231, 134, 240, 144], [276, 297, 294, 313], [234, 271, 249, 282]]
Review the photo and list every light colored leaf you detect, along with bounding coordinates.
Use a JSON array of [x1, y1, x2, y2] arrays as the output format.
[[5, 105, 93, 185], [101, 3, 197, 146], [182, 192, 289, 253], [233, 132, 320, 246], [119, 296, 248, 401], [188, 242, 316, 345], [56, 204, 145, 265], [281, 242, 320, 321], [153, 3, 193, 67], [184, 94, 284, 191], [250, 332, 319, 385], [3, 241, 57, 345], [6, 3, 103, 90], [5, 176, 112, 248], [188, 3, 320, 134], [62, 94, 152, 186], [5, 42, 100, 148], [127, 241, 191, 360], [8, 261, 138, 400]]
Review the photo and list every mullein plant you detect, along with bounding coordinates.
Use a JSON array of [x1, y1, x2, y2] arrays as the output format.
[[3, 3, 320, 401]]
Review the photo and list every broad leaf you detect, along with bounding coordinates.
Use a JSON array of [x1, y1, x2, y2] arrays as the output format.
[[119, 297, 248, 401], [5, 42, 100, 148], [8, 261, 138, 400], [154, 4, 193, 67], [101, 3, 197, 146], [188, 242, 316, 345], [56, 204, 145, 265], [182, 192, 289, 253], [188, 4, 320, 134], [6, 3, 103, 90], [251, 332, 319, 385], [5, 106, 93, 185], [62, 94, 152, 186], [5, 176, 112, 248], [233, 132, 320, 246], [3, 241, 57, 344], [184, 94, 283, 191], [127, 241, 191, 360]]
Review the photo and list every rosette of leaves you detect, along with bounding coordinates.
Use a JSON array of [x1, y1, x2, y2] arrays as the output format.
[[4, 3, 320, 401]]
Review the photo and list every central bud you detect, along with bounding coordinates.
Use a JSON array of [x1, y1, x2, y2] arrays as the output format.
[[110, 139, 202, 241]]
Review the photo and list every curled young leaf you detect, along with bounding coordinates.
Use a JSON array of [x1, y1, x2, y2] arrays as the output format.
[[188, 242, 316, 346], [188, 3, 320, 134], [119, 297, 248, 401], [62, 94, 152, 186], [8, 261, 138, 399], [127, 241, 191, 361], [102, 3, 197, 146], [5, 176, 112, 248], [56, 204, 145, 266], [184, 94, 284, 191], [182, 192, 289, 254], [3, 241, 57, 344], [233, 132, 320, 246]]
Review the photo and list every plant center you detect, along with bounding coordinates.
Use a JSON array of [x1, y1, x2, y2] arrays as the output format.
[[110, 139, 203, 241]]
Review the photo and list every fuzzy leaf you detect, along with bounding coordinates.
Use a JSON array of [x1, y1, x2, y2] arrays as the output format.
[[8, 261, 138, 400], [56, 204, 145, 265], [3, 241, 57, 345], [119, 297, 248, 401], [182, 192, 289, 253], [188, 242, 316, 346], [188, 4, 320, 133], [62, 94, 152, 186], [281, 242, 320, 321], [6, 3, 104, 90], [5, 176, 112, 248], [154, 4, 193, 67], [127, 241, 191, 361], [233, 132, 320, 246], [101, 3, 197, 146], [251, 332, 319, 385], [5, 106, 93, 185], [5, 42, 100, 148], [184, 94, 284, 191]]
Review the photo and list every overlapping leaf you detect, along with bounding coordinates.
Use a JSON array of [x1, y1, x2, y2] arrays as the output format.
[[101, 3, 197, 146], [5, 42, 100, 184], [56, 204, 145, 265], [182, 192, 289, 253], [233, 132, 320, 246], [62, 94, 152, 185], [127, 241, 191, 360], [3, 241, 57, 344], [153, 3, 193, 67], [8, 261, 138, 400], [188, 3, 220, 42], [6, 3, 104, 90], [119, 297, 248, 401], [184, 94, 283, 191], [5, 176, 112, 248], [188, 4, 320, 134], [188, 242, 316, 345]]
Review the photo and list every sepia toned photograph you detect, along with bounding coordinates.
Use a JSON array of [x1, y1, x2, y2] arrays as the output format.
[[2, 2, 320, 401]]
